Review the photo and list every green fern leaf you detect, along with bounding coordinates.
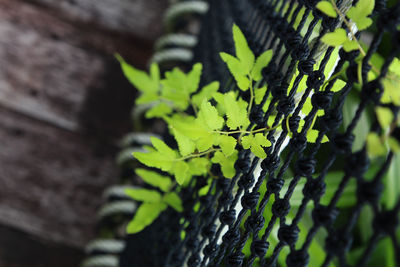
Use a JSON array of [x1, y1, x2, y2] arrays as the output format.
[[126, 202, 167, 234]]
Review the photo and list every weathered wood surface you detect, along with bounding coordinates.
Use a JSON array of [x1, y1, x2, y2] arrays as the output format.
[[0, 0, 168, 265], [0, 0, 158, 134], [28, 0, 169, 41], [0, 105, 118, 248]]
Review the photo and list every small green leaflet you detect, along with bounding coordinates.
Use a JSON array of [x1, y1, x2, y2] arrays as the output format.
[[126, 202, 167, 234], [218, 135, 237, 157], [316, 1, 337, 18], [220, 25, 273, 89], [188, 158, 209, 176], [321, 28, 348, 46], [116, 54, 160, 104], [255, 86, 267, 104], [133, 137, 191, 185], [172, 128, 196, 156], [192, 81, 220, 107], [161, 64, 203, 110], [135, 168, 172, 192], [330, 79, 346, 92], [133, 137, 177, 172], [145, 103, 172, 119], [241, 133, 271, 158], [306, 129, 329, 143], [232, 24, 255, 74], [163, 192, 183, 212], [223, 93, 250, 130], [347, 0, 375, 30], [198, 101, 224, 131], [388, 137, 400, 153], [343, 40, 359, 52], [251, 50, 273, 81], [376, 107, 393, 130], [220, 52, 251, 90], [174, 161, 190, 185], [125, 188, 162, 203], [186, 63, 203, 93], [382, 58, 400, 105], [211, 150, 238, 178], [367, 132, 386, 156]]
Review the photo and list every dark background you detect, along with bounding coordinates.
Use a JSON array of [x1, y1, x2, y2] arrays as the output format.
[[0, 0, 168, 265]]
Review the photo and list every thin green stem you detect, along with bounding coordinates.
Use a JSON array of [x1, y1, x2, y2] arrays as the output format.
[[330, 0, 366, 56], [214, 124, 281, 135], [248, 78, 255, 116], [175, 148, 220, 161]]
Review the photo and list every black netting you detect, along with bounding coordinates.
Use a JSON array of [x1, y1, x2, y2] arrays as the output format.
[[120, 0, 400, 266]]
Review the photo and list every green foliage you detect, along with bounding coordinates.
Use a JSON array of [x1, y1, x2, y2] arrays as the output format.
[[347, 0, 375, 30], [126, 202, 167, 234], [135, 169, 172, 192], [241, 133, 271, 159], [321, 28, 348, 46], [316, 1, 337, 18], [220, 24, 273, 91]]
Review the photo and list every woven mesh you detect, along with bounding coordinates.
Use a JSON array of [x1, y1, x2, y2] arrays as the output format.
[[121, 0, 400, 266]]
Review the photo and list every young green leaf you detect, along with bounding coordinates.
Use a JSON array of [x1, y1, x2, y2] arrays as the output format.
[[116, 54, 159, 94], [132, 137, 177, 172], [167, 115, 209, 141], [347, 0, 375, 30], [145, 103, 173, 119], [125, 188, 162, 203], [321, 28, 348, 46], [197, 101, 224, 131], [192, 81, 220, 107], [255, 86, 267, 104], [211, 150, 238, 178], [218, 135, 237, 156], [172, 128, 196, 156], [163, 192, 183, 212], [388, 137, 400, 153], [188, 158, 209, 176], [196, 133, 220, 152], [376, 107, 393, 130], [135, 169, 172, 192], [251, 50, 273, 81], [330, 79, 346, 92], [186, 63, 203, 94], [173, 160, 190, 185], [232, 24, 255, 74], [316, 1, 337, 18], [343, 40, 359, 52], [220, 52, 251, 91], [306, 129, 329, 143], [367, 132, 387, 156], [126, 202, 167, 234], [223, 93, 250, 130], [241, 133, 271, 158]]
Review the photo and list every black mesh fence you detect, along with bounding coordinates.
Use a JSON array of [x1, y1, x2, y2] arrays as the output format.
[[120, 0, 400, 266]]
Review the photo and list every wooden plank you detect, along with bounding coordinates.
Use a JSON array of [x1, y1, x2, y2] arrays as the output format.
[[0, 0, 148, 136], [0, 106, 118, 248], [25, 0, 169, 41]]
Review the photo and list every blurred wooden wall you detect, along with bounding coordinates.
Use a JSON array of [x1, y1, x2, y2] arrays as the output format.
[[0, 0, 168, 266]]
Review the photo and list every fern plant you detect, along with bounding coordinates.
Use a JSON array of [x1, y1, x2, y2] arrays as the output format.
[[117, 4, 400, 263]]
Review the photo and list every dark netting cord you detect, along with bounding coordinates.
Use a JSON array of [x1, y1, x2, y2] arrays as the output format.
[[121, 0, 400, 266]]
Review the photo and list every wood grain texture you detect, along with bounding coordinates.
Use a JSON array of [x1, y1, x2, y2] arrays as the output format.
[[26, 0, 169, 41], [0, 106, 118, 248], [0, 0, 167, 256]]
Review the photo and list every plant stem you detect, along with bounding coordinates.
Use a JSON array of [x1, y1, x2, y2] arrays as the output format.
[[175, 148, 220, 161], [214, 124, 281, 135], [247, 77, 255, 116], [330, 0, 366, 56]]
